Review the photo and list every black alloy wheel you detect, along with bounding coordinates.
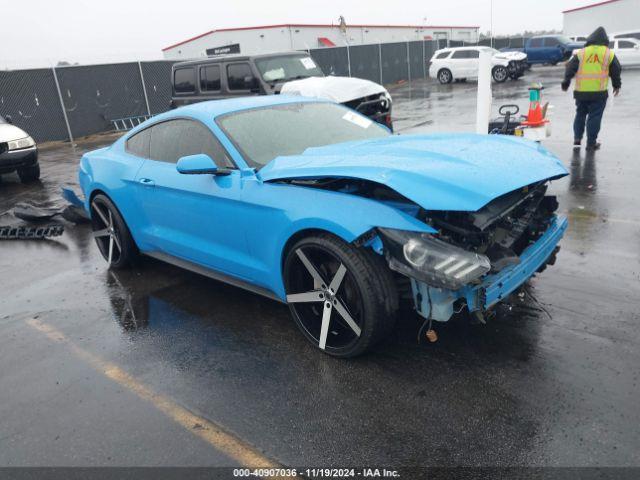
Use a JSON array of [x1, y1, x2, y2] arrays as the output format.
[[284, 233, 397, 358], [90, 194, 137, 269]]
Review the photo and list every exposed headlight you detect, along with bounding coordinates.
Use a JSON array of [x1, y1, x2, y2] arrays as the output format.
[[379, 228, 491, 290], [8, 136, 35, 151]]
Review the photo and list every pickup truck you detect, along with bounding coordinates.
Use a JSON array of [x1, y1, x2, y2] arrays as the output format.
[[502, 35, 584, 66]]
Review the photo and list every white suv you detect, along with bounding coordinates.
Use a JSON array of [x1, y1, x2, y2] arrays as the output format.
[[428, 46, 527, 84], [609, 38, 640, 67]]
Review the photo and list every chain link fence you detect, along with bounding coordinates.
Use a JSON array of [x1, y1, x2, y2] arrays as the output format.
[[0, 37, 530, 143], [140, 61, 177, 115], [0, 68, 69, 142], [56, 62, 148, 139]]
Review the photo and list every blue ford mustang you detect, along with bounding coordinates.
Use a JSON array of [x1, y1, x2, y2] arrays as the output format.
[[79, 95, 568, 357]]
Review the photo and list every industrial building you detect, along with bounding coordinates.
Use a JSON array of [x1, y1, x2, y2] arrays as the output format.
[[563, 0, 640, 37], [162, 23, 479, 60]]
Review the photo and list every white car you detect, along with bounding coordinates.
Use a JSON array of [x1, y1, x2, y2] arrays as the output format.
[[0, 115, 39, 183], [428, 46, 527, 84], [609, 38, 640, 67]]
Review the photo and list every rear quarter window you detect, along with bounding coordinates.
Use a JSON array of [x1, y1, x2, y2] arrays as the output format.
[[125, 128, 151, 158]]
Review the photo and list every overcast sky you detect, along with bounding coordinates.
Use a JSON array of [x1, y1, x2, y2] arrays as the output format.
[[2, 0, 592, 68]]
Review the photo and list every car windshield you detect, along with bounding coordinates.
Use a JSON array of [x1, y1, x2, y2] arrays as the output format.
[[255, 55, 324, 83], [217, 102, 391, 169], [0, 115, 6, 124], [557, 35, 573, 44]]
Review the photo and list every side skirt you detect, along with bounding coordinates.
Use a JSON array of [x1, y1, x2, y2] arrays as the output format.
[[144, 251, 284, 303]]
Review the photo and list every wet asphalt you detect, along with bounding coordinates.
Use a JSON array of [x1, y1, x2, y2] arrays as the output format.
[[1, 66, 639, 470]]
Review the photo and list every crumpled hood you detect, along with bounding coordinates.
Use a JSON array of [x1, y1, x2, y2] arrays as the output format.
[[0, 124, 29, 143], [280, 75, 389, 104], [259, 134, 568, 212]]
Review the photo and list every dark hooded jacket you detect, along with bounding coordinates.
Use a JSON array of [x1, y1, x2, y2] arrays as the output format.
[[563, 26, 622, 100]]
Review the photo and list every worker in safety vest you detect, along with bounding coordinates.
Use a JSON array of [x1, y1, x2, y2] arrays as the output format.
[[562, 26, 621, 151]]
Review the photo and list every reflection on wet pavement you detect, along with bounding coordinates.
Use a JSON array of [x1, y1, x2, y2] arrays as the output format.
[[1, 67, 639, 468]]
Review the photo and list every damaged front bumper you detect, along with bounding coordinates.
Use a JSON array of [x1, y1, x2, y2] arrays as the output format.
[[411, 215, 568, 321]]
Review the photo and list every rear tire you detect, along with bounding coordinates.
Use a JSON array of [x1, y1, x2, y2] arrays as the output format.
[[90, 194, 138, 269], [17, 164, 40, 183], [437, 68, 453, 84], [284, 233, 398, 358]]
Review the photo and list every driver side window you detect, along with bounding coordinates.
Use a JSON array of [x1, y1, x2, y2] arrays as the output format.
[[148, 119, 234, 168]]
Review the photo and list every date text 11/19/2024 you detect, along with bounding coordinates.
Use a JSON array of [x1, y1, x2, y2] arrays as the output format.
[[232, 468, 401, 477]]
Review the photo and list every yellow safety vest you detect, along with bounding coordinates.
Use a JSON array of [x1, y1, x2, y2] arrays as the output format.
[[575, 45, 614, 92]]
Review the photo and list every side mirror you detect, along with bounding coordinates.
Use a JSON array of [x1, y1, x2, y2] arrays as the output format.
[[176, 154, 231, 175], [4, 115, 12, 124]]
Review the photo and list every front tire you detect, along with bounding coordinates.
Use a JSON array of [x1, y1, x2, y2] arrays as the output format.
[[492, 66, 508, 83], [437, 68, 453, 84], [17, 164, 40, 183], [90, 194, 138, 269], [284, 233, 398, 358]]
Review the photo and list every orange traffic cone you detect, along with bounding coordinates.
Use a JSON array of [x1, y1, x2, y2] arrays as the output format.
[[522, 84, 549, 127]]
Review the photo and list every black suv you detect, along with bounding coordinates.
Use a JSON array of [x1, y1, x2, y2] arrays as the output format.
[[170, 52, 392, 129]]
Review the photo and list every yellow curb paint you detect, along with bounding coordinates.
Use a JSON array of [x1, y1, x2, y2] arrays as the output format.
[[25, 317, 284, 474]]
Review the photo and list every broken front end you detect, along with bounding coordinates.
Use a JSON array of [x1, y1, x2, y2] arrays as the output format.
[[377, 182, 566, 322], [342, 92, 393, 131]]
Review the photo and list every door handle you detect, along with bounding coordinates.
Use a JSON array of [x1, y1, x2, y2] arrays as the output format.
[[139, 178, 155, 187]]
